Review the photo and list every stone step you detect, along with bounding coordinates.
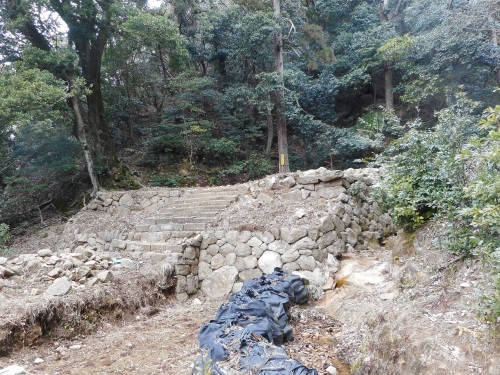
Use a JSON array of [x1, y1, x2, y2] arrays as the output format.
[[134, 231, 170, 242], [158, 210, 225, 218], [144, 217, 208, 225], [156, 212, 215, 218], [181, 194, 239, 199], [133, 230, 202, 242], [161, 207, 225, 214], [133, 228, 200, 238], [110, 239, 184, 252], [166, 206, 229, 213], [182, 188, 241, 194], [169, 200, 235, 207], [136, 222, 206, 231]]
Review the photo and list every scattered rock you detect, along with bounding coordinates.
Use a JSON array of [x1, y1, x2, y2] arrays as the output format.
[[319, 216, 335, 233], [34, 358, 44, 364], [47, 267, 63, 278], [279, 176, 296, 188], [294, 208, 306, 219], [281, 249, 300, 263], [0, 265, 16, 278], [326, 365, 337, 375], [234, 243, 251, 257], [119, 193, 134, 207], [297, 173, 319, 185], [232, 282, 243, 293], [239, 268, 262, 281], [96, 270, 113, 283], [86, 277, 100, 287], [280, 228, 307, 244], [292, 237, 318, 251], [322, 277, 335, 291], [316, 185, 346, 199], [46, 276, 72, 296], [268, 240, 290, 255], [211, 254, 225, 269], [297, 255, 316, 271], [37, 249, 53, 257], [0, 365, 26, 375]]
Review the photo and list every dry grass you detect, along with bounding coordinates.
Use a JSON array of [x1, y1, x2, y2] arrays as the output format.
[[0, 266, 171, 356]]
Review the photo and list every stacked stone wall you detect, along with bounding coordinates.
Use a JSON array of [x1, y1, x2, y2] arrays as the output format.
[[57, 168, 396, 299], [88, 189, 181, 214], [191, 168, 396, 297]]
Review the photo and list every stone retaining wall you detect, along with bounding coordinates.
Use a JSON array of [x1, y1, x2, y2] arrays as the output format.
[[57, 168, 396, 299], [88, 189, 182, 213], [178, 168, 397, 298]]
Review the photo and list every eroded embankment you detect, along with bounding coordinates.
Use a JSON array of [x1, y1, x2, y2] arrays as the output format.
[[0, 264, 173, 356]]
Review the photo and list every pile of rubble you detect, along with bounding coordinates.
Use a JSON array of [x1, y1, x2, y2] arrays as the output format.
[[0, 248, 168, 296]]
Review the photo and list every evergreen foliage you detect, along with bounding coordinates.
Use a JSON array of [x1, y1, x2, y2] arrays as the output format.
[[0, 0, 499, 264]]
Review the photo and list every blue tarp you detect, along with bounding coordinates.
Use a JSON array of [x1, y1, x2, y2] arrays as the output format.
[[193, 268, 318, 375]]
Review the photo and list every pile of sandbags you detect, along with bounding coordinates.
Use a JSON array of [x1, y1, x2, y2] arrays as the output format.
[[194, 268, 318, 375]]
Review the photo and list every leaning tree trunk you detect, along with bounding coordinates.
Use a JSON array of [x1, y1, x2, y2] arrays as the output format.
[[273, 0, 290, 173], [72, 24, 117, 171], [71, 94, 100, 193], [6, 0, 120, 188]]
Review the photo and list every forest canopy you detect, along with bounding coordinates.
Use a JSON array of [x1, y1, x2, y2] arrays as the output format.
[[0, 0, 499, 228]]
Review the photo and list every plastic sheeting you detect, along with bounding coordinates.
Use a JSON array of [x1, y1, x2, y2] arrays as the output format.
[[193, 268, 318, 375]]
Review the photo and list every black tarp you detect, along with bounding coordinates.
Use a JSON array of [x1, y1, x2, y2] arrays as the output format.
[[193, 268, 318, 375]]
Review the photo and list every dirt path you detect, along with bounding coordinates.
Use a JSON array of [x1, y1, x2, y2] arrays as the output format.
[[0, 297, 352, 375], [0, 299, 222, 375]]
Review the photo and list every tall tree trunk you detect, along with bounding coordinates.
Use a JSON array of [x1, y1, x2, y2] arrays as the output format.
[[380, 0, 394, 111], [491, 24, 500, 85], [266, 95, 274, 156], [385, 60, 394, 111], [273, 0, 290, 173]]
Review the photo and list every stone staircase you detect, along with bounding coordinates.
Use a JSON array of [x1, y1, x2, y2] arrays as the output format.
[[110, 186, 242, 252]]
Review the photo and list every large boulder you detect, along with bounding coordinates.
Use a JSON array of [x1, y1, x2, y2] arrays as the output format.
[[258, 251, 283, 274], [201, 266, 238, 299]]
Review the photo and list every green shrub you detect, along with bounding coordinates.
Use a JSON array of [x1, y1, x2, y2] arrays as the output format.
[[0, 223, 10, 244], [219, 153, 275, 183], [459, 105, 500, 248], [150, 173, 183, 187], [377, 100, 500, 326], [0, 223, 11, 256], [479, 274, 500, 329], [375, 94, 481, 231]]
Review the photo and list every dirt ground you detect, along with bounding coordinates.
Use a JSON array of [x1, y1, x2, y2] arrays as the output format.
[[2, 178, 499, 375], [0, 297, 351, 375], [3, 233, 498, 375], [0, 299, 222, 375]]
